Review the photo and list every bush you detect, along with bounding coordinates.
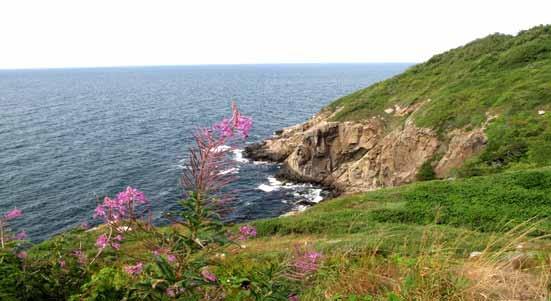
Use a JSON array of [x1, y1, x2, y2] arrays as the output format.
[[416, 161, 436, 181], [370, 169, 551, 233]]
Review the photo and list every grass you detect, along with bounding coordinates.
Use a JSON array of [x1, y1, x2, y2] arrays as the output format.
[[325, 25, 551, 176], [23, 166, 551, 299], [241, 167, 551, 299]]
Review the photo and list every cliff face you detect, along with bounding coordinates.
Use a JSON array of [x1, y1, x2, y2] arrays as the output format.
[[245, 25, 551, 193], [245, 105, 487, 193]]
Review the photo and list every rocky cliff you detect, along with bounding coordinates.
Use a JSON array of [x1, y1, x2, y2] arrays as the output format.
[[245, 104, 487, 193], [246, 25, 551, 193]]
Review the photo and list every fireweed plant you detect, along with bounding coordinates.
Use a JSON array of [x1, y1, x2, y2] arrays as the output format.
[[0, 103, 323, 300], [0, 208, 26, 251]]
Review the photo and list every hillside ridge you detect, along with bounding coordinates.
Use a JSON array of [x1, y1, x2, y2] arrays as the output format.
[[246, 25, 551, 192]]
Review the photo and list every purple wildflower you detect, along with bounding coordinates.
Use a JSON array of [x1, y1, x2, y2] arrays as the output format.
[[93, 187, 148, 223], [93, 204, 106, 219], [235, 115, 253, 138], [152, 247, 176, 263], [238, 225, 257, 240], [288, 294, 299, 301], [124, 262, 143, 276], [291, 247, 323, 275], [4, 208, 22, 220], [59, 259, 66, 268], [201, 269, 217, 282], [111, 242, 121, 250], [16, 251, 27, 259], [213, 118, 234, 138], [15, 230, 27, 240], [117, 186, 148, 205], [73, 249, 87, 265], [166, 287, 176, 297], [96, 234, 108, 249], [213, 102, 253, 139]]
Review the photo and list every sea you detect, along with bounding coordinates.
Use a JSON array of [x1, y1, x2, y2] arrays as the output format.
[[0, 63, 410, 241]]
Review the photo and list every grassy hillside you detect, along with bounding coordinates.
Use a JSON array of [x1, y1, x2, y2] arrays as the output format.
[[244, 167, 551, 299], [12, 167, 551, 300], [327, 25, 551, 176]]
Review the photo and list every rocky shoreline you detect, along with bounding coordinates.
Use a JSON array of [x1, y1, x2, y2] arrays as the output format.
[[244, 105, 488, 194]]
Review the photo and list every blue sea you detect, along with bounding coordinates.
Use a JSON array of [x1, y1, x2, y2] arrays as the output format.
[[0, 63, 410, 241]]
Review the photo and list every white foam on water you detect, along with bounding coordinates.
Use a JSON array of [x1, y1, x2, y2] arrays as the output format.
[[257, 183, 279, 192], [305, 188, 324, 203], [233, 149, 249, 163], [253, 160, 271, 165], [267, 176, 283, 186], [218, 167, 239, 175], [213, 145, 232, 153]]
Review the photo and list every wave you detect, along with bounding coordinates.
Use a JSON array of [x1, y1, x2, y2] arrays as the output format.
[[257, 183, 279, 192], [218, 167, 240, 175], [232, 149, 249, 163], [213, 145, 232, 153]]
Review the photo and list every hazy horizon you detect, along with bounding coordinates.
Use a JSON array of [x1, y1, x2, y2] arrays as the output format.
[[0, 62, 414, 72]]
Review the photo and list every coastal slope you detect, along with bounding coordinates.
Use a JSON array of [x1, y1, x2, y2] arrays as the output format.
[[246, 25, 551, 193]]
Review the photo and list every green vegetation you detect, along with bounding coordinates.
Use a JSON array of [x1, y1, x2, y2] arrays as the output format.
[[246, 167, 551, 299], [254, 167, 551, 238], [3, 169, 551, 300], [3, 26, 551, 300], [327, 25, 551, 175]]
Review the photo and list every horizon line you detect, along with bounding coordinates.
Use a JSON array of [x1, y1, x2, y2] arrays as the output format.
[[0, 61, 417, 72]]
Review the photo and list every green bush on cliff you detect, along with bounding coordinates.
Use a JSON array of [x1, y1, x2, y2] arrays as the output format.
[[416, 161, 436, 181]]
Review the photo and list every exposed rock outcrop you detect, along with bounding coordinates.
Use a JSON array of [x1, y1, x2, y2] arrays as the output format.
[[245, 105, 487, 193], [434, 128, 487, 178]]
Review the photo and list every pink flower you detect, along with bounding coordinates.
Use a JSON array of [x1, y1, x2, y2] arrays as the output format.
[[213, 103, 253, 139], [73, 249, 87, 265], [291, 248, 323, 275], [235, 115, 253, 138], [59, 259, 66, 268], [124, 262, 143, 276], [288, 294, 299, 301], [93, 204, 106, 219], [167, 254, 176, 263], [117, 186, 148, 205], [15, 230, 27, 240], [80, 222, 89, 230], [213, 118, 233, 138], [4, 208, 22, 220], [238, 225, 257, 240], [201, 269, 217, 282], [166, 287, 176, 297], [93, 188, 148, 222], [16, 251, 27, 259], [165, 286, 184, 297], [111, 242, 121, 250], [96, 234, 108, 249]]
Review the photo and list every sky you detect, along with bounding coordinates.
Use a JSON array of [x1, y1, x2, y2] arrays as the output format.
[[0, 0, 550, 69]]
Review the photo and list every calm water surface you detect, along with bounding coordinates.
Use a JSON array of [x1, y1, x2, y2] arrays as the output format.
[[0, 63, 410, 240]]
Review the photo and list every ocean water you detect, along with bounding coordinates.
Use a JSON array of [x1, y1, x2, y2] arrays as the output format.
[[0, 63, 410, 241]]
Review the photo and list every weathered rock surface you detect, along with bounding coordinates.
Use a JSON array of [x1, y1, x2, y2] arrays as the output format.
[[245, 106, 487, 193], [434, 128, 487, 177]]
